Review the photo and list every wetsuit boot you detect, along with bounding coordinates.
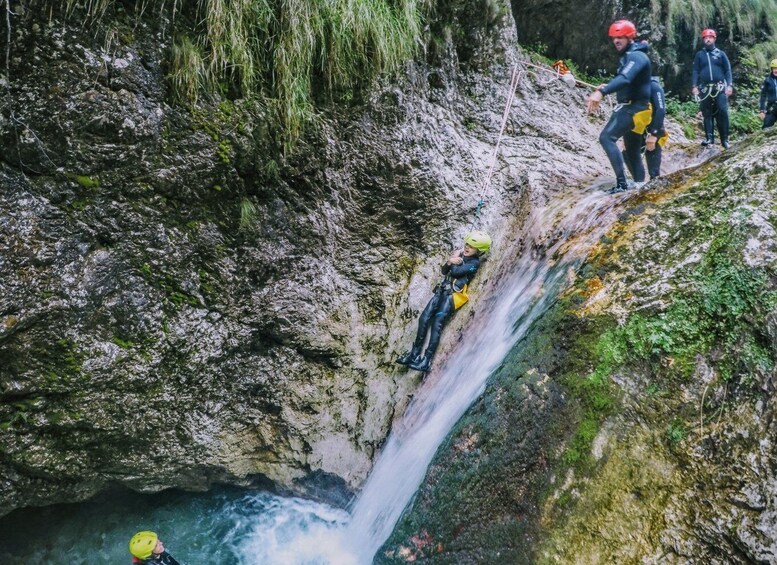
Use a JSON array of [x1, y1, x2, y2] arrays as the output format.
[[607, 179, 630, 194], [408, 339, 441, 372], [396, 344, 422, 366], [408, 353, 432, 373]]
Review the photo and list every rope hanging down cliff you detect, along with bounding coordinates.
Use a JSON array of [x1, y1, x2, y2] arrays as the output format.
[[469, 59, 592, 229]]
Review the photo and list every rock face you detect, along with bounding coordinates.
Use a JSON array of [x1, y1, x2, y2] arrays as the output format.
[[380, 128, 777, 560], [0, 1, 612, 515]]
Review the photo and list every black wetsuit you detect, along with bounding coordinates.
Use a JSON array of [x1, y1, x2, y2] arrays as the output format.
[[623, 77, 667, 181], [598, 41, 652, 189], [410, 254, 480, 361], [759, 73, 777, 129], [134, 552, 181, 565], [692, 45, 732, 143]]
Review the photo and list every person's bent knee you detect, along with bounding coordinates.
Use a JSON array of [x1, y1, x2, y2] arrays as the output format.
[[599, 131, 616, 147]]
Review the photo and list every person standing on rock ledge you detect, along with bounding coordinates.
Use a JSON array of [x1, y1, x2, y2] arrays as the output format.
[[129, 531, 181, 565], [396, 231, 492, 373], [758, 59, 777, 129], [691, 28, 733, 148], [586, 19, 653, 194], [623, 76, 668, 182]]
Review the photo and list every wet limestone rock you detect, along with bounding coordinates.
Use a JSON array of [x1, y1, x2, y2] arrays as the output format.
[[0, 1, 613, 515]]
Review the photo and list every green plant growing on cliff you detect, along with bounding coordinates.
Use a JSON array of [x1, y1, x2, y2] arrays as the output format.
[[166, 0, 424, 149], [741, 39, 777, 73], [111, 337, 135, 349], [596, 225, 777, 386], [239, 197, 257, 232], [666, 420, 686, 444], [55, 0, 426, 148], [169, 35, 208, 105], [265, 159, 279, 181], [662, 0, 777, 45], [64, 0, 114, 18]]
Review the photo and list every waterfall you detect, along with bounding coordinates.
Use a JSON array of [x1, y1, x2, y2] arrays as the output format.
[[343, 186, 624, 563]]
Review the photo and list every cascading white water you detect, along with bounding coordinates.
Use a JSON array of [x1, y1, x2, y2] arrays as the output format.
[[341, 186, 626, 563]]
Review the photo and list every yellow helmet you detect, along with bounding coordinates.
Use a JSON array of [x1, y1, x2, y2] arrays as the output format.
[[129, 531, 158, 560], [464, 230, 492, 253], [770, 59, 777, 68]]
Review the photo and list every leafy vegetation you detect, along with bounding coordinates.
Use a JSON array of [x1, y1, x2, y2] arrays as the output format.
[[665, 96, 699, 139], [658, 0, 777, 56], [595, 242, 777, 384], [665, 91, 762, 140], [59, 0, 427, 150], [729, 104, 762, 135]]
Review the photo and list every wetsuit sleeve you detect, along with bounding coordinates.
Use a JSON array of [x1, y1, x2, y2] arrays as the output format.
[[722, 51, 733, 86], [447, 259, 479, 280], [760, 77, 769, 111], [599, 74, 630, 95], [648, 85, 666, 135], [691, 52, 701, 87], [600, 52, 649, 95]]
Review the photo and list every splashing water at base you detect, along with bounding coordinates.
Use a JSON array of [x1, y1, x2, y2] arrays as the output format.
[[238, 497, 355, 565], [0, 487, 352, 564]]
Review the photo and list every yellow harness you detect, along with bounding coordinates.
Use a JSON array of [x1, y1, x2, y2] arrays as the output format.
[[632, 102, 670, 147], [632, 104, 653, 134], [452, 284, 469, 309]]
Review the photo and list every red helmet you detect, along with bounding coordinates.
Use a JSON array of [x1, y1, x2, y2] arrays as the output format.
[[608, 20, 637, 39], [701, 28, 716, 39]]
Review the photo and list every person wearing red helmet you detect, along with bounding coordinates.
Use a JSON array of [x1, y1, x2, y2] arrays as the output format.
[[587, 19, 653, 193], [691, 28, 733, 148]]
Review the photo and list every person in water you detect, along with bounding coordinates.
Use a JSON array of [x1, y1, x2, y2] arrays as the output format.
[[396, 230, 492, 373], [691, 28, 733, 148], [586, 19, 652, 193], [623, 76, 668, 182], [129, 531, 181, 565], [758, 59, 777, 129]]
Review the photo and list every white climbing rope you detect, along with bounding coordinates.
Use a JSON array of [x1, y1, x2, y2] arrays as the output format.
[[468, 64, 523, 228], [469, 59, 601, 227]]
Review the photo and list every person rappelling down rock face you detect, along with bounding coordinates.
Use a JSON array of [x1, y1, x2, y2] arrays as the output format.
[[396, 231, 492, 373], [586, 19, 653, 194]]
